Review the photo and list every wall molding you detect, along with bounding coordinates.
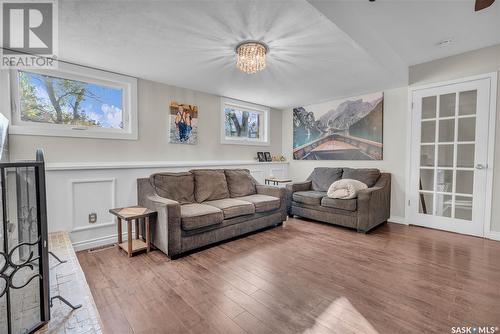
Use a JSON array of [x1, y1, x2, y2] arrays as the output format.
[[70, 178, 116, 232], [72, 232, 127, 252], [72, 221, 115, 233], [487, 231, 500, 242], [46, 160, 289, 171], [388, 216, 407, 225]]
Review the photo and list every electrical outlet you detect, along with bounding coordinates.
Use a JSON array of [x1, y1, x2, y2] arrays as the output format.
[[89, 213, 97, 224]]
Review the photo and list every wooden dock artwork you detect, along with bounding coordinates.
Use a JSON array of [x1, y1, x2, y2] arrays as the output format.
[[292, 92, 384, 160], [293, 133, 383, 160]]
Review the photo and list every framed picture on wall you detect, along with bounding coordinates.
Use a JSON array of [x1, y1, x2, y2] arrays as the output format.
[[169, 101, 198, 144], [264, 152, 272, 162], [257, 152, 266, 162], [292, 92, 383, 160]]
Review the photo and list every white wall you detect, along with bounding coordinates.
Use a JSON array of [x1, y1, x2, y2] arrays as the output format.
[[281, 87, 409, 222], [7, 79, 283, 163], [3, 76, 286, 249], [409, 44, 500, 233]]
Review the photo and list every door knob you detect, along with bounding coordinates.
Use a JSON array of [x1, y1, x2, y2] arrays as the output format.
[[475, 164, 487, 170]]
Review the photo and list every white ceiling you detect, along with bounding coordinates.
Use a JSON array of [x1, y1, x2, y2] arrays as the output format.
[[58, 0, 500, 109], [308, 0, 500, 68]]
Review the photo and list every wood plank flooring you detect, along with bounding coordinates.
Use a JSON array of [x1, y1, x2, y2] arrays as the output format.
[[77, 218, 500, 334]]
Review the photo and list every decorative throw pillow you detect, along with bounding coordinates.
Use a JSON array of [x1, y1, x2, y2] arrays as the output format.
[[191, 169, 230, 202], [149, 172, 195, 204], [224, 169, 257, 197], [342, 168, 381, 188], [327, 179, 368, 199], [306, 167, 343, 191]]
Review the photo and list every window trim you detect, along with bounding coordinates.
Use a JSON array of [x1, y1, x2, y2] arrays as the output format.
[[220, 97, 270, 146], [3, 62, 138, 140]]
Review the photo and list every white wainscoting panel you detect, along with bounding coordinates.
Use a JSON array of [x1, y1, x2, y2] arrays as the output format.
[[249, 169, 265, 184], [270, 167, 286, 179], [45, 160, 288, 250], [71, 178, 116, 232]]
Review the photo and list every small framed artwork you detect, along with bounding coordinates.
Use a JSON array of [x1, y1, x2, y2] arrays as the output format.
[[264, 152, 272, 162], [257, 152, 266, 162], [169, 101, 198, 144]]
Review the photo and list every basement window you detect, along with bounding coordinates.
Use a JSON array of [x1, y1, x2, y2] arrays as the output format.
[[4, 63, 137, 140], [221, 97, 270, 146]]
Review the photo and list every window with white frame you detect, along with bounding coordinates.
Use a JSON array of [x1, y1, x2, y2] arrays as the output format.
[[5, 62, 137, 140], [221, 97, 270, 145]]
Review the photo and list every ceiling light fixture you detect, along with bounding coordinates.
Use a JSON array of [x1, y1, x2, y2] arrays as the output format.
[[436, 39, 454, 47], [235, 41, 268, 74]]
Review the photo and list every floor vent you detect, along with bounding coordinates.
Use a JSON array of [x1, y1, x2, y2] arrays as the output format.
[[87, 243, 116, 253]]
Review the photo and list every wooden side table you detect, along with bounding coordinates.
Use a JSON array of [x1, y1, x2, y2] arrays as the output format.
[[109, 206, 156, 257], [265, 178, 292, 186]]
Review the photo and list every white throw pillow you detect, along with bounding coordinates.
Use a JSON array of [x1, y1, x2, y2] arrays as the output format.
[[327, 179, 368, 199]]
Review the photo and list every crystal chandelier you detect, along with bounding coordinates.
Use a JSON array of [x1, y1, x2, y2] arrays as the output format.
[[235, 41, 268, 74]]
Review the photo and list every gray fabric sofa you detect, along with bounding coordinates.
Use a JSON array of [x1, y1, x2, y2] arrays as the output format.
[[137, 169, 287, 258], [286, 167, 391, 233]]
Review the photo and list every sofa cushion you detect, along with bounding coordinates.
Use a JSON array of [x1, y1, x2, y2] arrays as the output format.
[[293, 191, 327, 206], [237, 194, 280, 213], [204, 198, 255, 219], [225, 169, 256, 197], [191, 169, 230, 203], [342, 168, 381, 187], [180, 203, 223, 231], [321, 197, 357, 212], [149, 172, 195, 204], [307, 168, 343, 191]]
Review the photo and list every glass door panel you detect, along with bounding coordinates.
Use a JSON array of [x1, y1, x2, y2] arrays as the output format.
[[456, 144, 475, 168], [435, 194, 453, 218], [458, 90, 477, 115], [419, 193, 433, 215], [416, 88, 478, 221], [439, 93, 456, 117], [422, 96, 437, 119], [458, 118, 475, 141], [437, 145, 454, 167], [421, 121, 436, 143]]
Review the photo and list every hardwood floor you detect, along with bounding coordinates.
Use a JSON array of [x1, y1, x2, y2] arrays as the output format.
[[77, 218, 500, 334]]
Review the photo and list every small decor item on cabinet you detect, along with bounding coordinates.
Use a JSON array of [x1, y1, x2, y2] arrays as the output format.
[[272, 154, 286, 162], [257, 152, 266, 162], [264, 152, 272, 162]]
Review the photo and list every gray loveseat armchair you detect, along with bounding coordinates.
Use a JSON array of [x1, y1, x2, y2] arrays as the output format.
[[138, 169, 287, 258], [286, 167, 391, 233]]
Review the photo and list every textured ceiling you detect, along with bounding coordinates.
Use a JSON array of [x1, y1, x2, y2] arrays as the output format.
[[59, 0, 398, 108], [58, 0, 500, 109]]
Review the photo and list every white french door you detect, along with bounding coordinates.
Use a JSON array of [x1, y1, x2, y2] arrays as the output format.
[[409, 75, 496, 237]]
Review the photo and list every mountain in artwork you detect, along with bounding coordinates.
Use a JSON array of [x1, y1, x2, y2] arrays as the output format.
[[317, 97, 382, 131]]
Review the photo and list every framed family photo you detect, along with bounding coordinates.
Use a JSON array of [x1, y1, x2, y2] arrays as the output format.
[[169, 101, 198, 144]]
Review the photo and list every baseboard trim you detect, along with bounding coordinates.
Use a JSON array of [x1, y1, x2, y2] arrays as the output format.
[[487, 231, 500, 241], [72, 232, 128, 251], [388, 216, 407, 225]]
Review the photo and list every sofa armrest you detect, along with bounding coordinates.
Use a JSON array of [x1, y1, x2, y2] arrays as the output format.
[[285, 180, 312, 193], [285, 181, 311, 216], [144, 194, 182, 257], [256, 185, 287, 221], [356, 173, 391, 232]]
